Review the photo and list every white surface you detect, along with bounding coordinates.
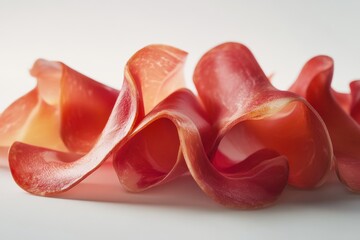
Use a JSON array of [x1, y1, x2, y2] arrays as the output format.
[[1, 0, 360, 239]]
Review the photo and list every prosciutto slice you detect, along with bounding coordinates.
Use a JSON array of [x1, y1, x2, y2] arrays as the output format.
[[0, 60, 119, 154], [190, 43, 333, 207], [113, 89, 212, 192], [290, 56, 360, 192], [4, 42, 336, 209], [8, 45, 187, 195]]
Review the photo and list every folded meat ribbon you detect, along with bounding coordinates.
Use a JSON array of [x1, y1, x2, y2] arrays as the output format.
[[0, 59, 119, 154], [6, 44, 188, 194], [191, 43, 332, 207], [1, 42, 333, 208], [290, 56, 360, 192]]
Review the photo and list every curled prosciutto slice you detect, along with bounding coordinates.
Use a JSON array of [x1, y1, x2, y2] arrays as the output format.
[[113, 89, 212, 192], [9, 45, 187, 195], [113, 87, 287, 208], [290, 56, 360, 192], [191, 42, 333, 208], [0, 59, 119, 155]]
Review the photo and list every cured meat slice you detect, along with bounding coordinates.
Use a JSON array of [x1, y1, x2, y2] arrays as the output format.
[[290, 56, 360, 191], [0, 89, 67, 153], [0, 59, 119, 154], [114, 87, 286, 208], [9, 45, 187, 195], [5, 42, 335, 208], [58, 61, 119, 153], [9, 79, 137, 194], [192, 43, 332, 207], [126, 45, 186, 115], [113, 89, 212, 192]]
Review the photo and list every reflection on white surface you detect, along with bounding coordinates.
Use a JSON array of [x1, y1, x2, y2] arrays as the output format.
[[1, 0, 360, 239]]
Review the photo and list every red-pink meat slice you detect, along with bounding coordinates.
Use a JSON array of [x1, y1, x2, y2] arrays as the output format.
[[113, 89, 212, 192], [191, 43, 332, 208], [290, 56, 360, 192], [0, 60, 119, 155], [9, 45, 187, 195]]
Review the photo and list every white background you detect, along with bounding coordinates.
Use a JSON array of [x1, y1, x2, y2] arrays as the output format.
[[1, 0, 360, 239]]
